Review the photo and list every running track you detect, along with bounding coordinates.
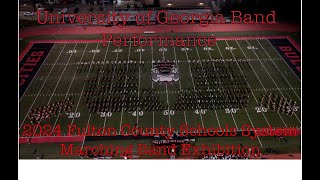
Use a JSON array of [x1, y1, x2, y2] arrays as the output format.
[[19, 22, 300, 38]]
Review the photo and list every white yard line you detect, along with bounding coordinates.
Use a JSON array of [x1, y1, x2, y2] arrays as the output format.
[[195, 45, 221, 128], [256, 40, 301, 101], [151, 45, 155, 132], [244, 108, 263, 147], [83, 55, 107, 136], [70, 43, 100, 126], [165, 85, 172, 128], [183, 47, 205, 128], [80, 113, 92, 149], [99, 42, 112, 129], [266, 39, 301, 82], [80, 43, 106, 148], [103, 46, 120, 128], [19, 44, 67, 130], [214, 42, 239, 130], [76, 43, 108, 136], [47, 43, 78, 103], [118, 42, 132, 133], [38, 50, 70, 106], [224, 40, 271, 127], [172, 46, 187, 125], [203, 45, 224, 128], [51, 43, 89, 133], [245, 40, 301, 124], [161, 45, 165, 60], [31, 43, 78, 136], [161, 44, 172, 129], [214, 111, 221, 128], [40, 57, 283, 65], [19, 44, 56, 102], [235, 40, 288, 127], [187, 66, 205, 128], [223, 40, 266, 147], [136, 46, 142, 127]]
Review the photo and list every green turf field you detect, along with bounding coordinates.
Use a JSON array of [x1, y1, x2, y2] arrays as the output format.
[[19, 35, 301, 159]]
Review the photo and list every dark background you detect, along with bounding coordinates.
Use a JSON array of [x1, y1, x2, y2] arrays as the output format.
[[220, 0, 300, 22]]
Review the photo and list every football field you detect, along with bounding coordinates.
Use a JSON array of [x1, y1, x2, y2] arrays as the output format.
[[19, 35, 301, 158]]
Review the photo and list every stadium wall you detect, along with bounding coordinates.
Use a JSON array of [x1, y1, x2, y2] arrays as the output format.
[[159, 0, 210, 7], [143, 0, 155, 6]]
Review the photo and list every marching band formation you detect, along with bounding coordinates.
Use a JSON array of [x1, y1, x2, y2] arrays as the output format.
[[82, 63, 166, 113], [26, 58, 296, 125], [27, 97, 74, 124], [79, 59, 251, 113], [259, 92, 297, 116], [174, 61, 251, 110]]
